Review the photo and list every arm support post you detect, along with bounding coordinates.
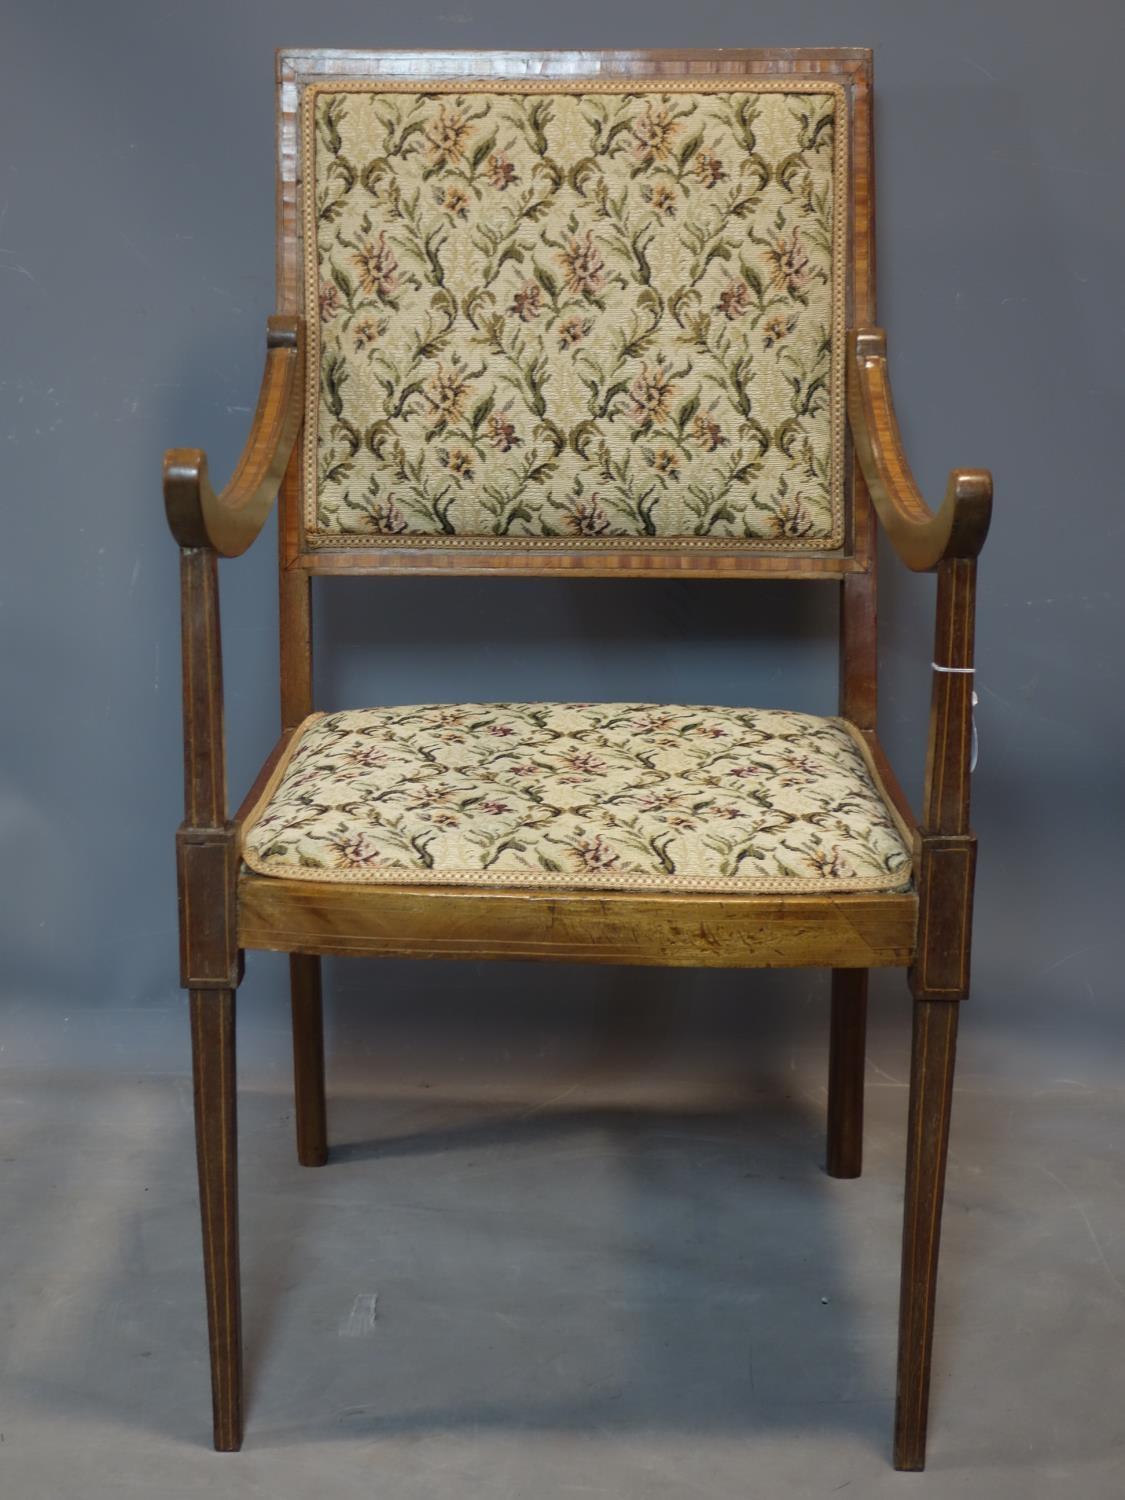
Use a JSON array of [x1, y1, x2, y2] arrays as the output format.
[[924, 559, 978, 838], [175, 546, 240, 988], [911, 561, 979, 1002]]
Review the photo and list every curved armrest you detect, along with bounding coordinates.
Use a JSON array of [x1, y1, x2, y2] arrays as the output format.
[[848, 328, 992, 571], [164, 314, 305, 557]]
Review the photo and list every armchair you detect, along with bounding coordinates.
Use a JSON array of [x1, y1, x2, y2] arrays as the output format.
[[165, 48, 991, 1469]]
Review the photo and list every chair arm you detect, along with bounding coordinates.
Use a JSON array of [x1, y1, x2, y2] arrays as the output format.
[[848, 328, 992, 572], [164, 314, 305, 557]]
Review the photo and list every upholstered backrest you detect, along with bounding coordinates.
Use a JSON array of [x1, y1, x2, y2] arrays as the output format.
[[298, 74, 851, 562]]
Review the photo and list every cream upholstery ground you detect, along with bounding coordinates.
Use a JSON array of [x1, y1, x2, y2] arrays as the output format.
[[241, 704, 912, 894], [303, 83, 846, 546]]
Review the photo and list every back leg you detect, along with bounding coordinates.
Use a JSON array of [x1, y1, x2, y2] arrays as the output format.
[[290, 954, 327, 1166], [827, 967, 867, 1178]]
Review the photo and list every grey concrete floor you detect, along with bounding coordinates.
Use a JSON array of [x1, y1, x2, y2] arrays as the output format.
[[1, 985, 1123, 1498]]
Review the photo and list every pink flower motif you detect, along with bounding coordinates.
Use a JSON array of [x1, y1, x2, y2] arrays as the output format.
[[566, 835, 620, 872], [331, 832, 384, 867], [318, 280, 342, 321]]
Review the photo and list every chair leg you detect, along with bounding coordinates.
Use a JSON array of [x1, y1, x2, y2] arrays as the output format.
[[894, 997, 959, 1471], [290, 954, 328, 1167], [826, 967, 867, 1178], [190, 988, 243, 1452]]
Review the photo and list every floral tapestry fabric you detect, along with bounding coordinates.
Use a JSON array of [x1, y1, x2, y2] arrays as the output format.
[[302, 82, 846, 547], [241, 704, 911, 894]]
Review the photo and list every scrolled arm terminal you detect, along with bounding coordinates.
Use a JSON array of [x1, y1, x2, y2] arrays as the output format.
[[848, 327, 992, 572], [164, 314, 304, 557]]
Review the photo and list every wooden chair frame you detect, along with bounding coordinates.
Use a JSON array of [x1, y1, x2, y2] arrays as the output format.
[[164, 48, 991, 1467]]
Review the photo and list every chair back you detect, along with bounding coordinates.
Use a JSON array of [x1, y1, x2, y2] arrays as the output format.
[[276, 49, 875, 582]]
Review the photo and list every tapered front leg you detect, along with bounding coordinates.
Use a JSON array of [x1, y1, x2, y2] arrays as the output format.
[[290, 954, 327, 1167], [827, 968, 867, 1178], [894, 997, 959, 1471], [191, 988, 243, 1452]]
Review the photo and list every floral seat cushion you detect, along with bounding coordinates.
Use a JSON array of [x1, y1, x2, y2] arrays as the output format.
[[241, 704, 912, 894]]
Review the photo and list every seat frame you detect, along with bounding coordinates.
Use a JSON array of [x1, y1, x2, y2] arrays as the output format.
[[165, 47, 992, 1469]]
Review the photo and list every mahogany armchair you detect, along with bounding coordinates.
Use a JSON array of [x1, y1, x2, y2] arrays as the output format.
[[165, 48, 991, 1468]]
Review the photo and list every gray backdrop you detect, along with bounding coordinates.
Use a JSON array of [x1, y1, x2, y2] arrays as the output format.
[[2, 0, 1122, 1088]]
